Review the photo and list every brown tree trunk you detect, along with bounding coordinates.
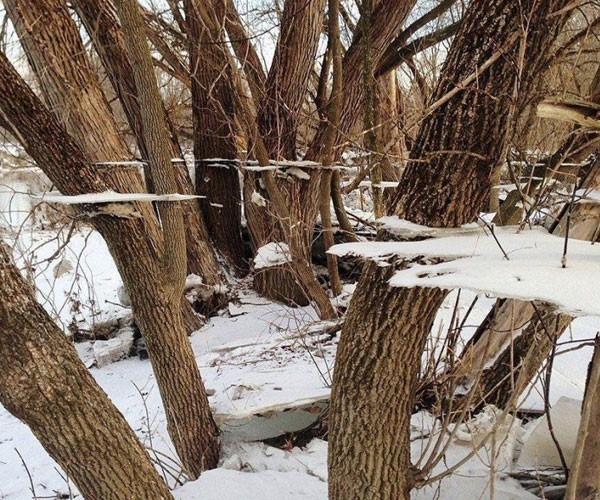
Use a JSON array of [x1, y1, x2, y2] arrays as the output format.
[[72, 0, 224, 283], [5, 0, 209, 335], [0, 243, 173, 500], [115, 0, 221, 476], [184, 0, 246, 273], [318, 0, 343, 296], [0, 30, 216, 484], [328, 1, 570, 498], [246, 0, 327, 306], [565, 338, 600, 500], [219, 0, 267, 104], [305, 0, 417, 161]]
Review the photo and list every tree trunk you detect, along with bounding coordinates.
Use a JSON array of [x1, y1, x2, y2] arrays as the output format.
[[305, 0, 417, 161], [328, 1, 570, 498], [115, 0, 221, 476], [246, 0, 327, 306], [565, 338, 600, 500], [184, 0, 246, 273], [72, 0, 224, 283], [318, 0, 343, 296], [0, 242, 173, 500], [0, 48, 216, 483]]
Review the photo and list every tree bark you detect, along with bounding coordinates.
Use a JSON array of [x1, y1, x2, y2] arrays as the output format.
[[115, 0, 221, 476], [318, 0, 343, 296], [246, 0, 328, 306], [5, 0, 209, 336], [0, 244, 173, 500], [328, 1, 570, 498], [305, 0, 417, 161], [0, 47, 216, 484], [72, 0, 225, 283], [184, 0, 246, 273], [565, 338, 600, 500]]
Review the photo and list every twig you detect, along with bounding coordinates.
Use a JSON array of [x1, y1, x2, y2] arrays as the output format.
[[15, 448, 37, 499]]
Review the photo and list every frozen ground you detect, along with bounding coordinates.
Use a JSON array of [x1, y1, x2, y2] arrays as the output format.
[[0, 226, 597, 499]]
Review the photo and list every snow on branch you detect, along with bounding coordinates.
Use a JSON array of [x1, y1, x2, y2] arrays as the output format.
[[330, 226, 600, 317]]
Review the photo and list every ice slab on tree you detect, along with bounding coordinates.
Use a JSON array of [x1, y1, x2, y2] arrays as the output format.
[[517, 396, 581, 468], [377, 216, 481, 239], [37, 190, 203, 204], [330, 226, 600, 317]]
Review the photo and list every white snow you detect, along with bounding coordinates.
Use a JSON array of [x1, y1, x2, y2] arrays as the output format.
[[358, 180, 400, 188], [2, 223, 599, 499], [377, 216, 481, 239], [331, 226, 600, 317], [251, 190, 267, 207], [253, 242, 292, 269], [37, 190, 203, 204], [518, 397, 581, 468]]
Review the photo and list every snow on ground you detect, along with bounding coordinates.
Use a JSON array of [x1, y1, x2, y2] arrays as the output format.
[[1, 226, 598, 499]]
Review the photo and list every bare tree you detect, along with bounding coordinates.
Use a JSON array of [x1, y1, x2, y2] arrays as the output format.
[[184, 0, 246, 273], [328, 1, 571, 497], [0, 36, 217, 482], [0, 242, 173, 499], [72, 0, 225, 284]]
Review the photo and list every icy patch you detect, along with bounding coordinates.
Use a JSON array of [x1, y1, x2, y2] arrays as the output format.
[[518, 397, 581, 468], [254, 242, 292, 269]]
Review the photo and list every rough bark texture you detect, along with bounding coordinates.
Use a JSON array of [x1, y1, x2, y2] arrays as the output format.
[[257, 0, 325, 160], [305, 0, 417, 161], [0, 243, 173, 500], [72, 0, 224, 283], [318, 0, 343, 296], [220, 0, 266, 104], [4, 0, 207, 334], [328, 1, 570, 498], [185, 0, 245, 273], [0, 48, 217, 480], [115, 0, 221, 476], [565, 339, 600, 500], [247, 0, 327, 306]]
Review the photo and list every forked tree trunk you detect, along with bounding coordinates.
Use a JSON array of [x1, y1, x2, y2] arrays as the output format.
[[328, 1, 570, 498], [0, 244, 173, 499], [5, 0, 206, 334], [184, 0, 246, 273], [0, 51, 217, 482], [72, 0, 225, 284], [246, 0, 326, 306], [252, 0, 416, 305], [305, 0, 417, 161]]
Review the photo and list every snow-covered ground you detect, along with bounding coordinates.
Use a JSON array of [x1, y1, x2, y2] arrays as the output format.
[[0, 225, 597, 499]]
